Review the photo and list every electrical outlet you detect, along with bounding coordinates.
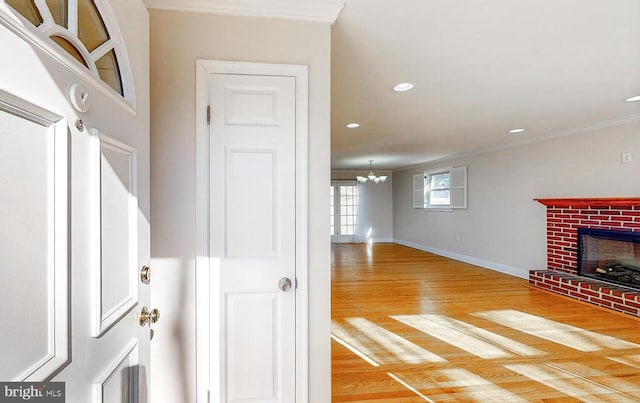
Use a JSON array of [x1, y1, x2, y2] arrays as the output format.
[[622, 152, 633, 163]]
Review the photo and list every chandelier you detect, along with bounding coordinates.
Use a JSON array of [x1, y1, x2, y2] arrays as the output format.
[[356, 160, 387, 184]]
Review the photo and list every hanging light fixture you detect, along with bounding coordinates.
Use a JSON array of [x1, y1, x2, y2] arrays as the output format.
[[357, 160, 387, 184]]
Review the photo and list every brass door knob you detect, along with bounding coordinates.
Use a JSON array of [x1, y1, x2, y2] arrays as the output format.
[[139, 306, 160, 327]]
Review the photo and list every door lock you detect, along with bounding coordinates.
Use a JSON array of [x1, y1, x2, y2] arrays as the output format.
[[140, 266, 151, 284], [139, 306, 160, 327]]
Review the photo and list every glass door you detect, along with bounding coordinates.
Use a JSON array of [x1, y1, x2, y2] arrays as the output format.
[[331, 181, 359, 243]]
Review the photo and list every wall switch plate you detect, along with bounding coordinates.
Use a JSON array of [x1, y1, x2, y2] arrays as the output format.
[[622, 152, 633, 163]]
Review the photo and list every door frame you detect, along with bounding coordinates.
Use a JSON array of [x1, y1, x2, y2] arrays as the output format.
[[194, 60, 309, 403]]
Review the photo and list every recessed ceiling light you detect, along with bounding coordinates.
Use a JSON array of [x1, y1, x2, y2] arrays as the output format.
[[393, 82, 414, 92], [346, 123, 360, 128], [625, 95, 640, 102], [509, 128, 525, 134]]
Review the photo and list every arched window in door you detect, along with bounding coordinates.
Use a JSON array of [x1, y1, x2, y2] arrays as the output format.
[[5, 0, 131, 101]]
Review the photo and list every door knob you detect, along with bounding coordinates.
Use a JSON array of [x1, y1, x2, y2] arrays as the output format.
[[278, 277, 293, 292], [139, 306, 160, 327]]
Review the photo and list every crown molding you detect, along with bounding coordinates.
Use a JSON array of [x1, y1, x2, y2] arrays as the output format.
[[144, 0, 344, 24], [395, 113, 640, 173]]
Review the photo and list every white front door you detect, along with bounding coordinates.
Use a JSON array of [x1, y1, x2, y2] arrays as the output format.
[[0, 8, 150, 403], [209, 71, 297, 402]]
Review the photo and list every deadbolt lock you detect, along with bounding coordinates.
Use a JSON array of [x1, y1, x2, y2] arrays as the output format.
[[139, 306, 160, 327], [140, 266, 151, 283]]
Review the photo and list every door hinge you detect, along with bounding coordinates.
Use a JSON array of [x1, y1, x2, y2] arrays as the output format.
[[206, 105, 211, 125]]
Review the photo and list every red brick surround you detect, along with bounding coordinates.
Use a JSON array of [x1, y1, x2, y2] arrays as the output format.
[[530, 198, 640, 317], [529, 270, 640, 316]]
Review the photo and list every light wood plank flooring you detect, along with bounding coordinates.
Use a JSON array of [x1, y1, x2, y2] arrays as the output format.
[[331, 243, 640, 402]]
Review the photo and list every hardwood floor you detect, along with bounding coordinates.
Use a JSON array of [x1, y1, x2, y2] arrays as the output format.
[[331, 243, 640, 402]]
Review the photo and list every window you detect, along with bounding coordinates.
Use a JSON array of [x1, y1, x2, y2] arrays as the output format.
[[6, 0, 128, 98], [330, 185, 335, 236], [413, 166, 467, 209], [339, 185, 359, 235]]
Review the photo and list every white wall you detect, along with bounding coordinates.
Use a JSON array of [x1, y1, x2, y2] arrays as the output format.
[[149, 10, 332, 403], [332, 170, 394, 242], [394, 121, 640, 279]]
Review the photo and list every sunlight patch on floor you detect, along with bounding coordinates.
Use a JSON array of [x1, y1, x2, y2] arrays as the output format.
[[549, 361, 640, 395], [392, 314, 513, 359], [474, 310, 640, 352], [387, 373, 434, 402], [396, 368, 529, 402], [331, 321, 381, 367], [418, 314, 546, 356], [345, 318, 447, 364], [608, 354, 640, 370], [504, 362, 627, 401]]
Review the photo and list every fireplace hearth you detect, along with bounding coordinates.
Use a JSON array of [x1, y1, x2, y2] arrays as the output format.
[[578, 228, 640, 289]]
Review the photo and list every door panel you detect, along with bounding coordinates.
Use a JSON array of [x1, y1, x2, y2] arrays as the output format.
[[95, 133, 139, 336], [94, 342, 139, 403], [0, 93, 68, 381], [210, 73, 296, 402], [226, 292, 278, 401], [226, 148, 278, 258], [225, 85, 281, 126]]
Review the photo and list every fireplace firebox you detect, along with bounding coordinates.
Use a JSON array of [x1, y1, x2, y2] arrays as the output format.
[[578, 228, 640, 289]]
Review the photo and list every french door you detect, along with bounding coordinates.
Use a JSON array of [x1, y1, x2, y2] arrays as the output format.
[[331, 182, 359, 243]]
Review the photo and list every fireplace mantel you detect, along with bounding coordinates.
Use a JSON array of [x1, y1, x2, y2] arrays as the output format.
[[535, 197, 640, 207]]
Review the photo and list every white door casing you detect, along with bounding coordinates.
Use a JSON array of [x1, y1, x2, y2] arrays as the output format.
[[0, 5, 150, 403], [195, 61, 309, 403]]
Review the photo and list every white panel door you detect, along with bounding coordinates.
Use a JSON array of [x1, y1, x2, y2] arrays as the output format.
[[210, 73, 296, 402], [0, 15, 150, 403]]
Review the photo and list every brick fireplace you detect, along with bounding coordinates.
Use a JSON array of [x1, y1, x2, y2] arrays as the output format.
[[530, 198, 640, 317]]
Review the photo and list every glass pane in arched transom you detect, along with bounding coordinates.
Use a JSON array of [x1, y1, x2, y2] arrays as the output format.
[[78, 0, 109, 52], [46, 0, 68, 28], [5, 0, 128, 98], [50, 36, 89, 67], [6, 0, 43, 26], [96, 50, 122, 95]]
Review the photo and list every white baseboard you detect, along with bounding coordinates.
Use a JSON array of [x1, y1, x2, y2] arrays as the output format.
[[394, 239, 530, 280], [332, 238, 396, 244]]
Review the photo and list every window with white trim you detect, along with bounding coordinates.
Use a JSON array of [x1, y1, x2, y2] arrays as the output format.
[[5, 0, 130, 99], [413, 166, 467, 209]]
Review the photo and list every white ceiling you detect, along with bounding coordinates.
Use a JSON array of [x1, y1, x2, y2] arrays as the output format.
[[331, 0, 640, 170], [145, 0, 640, 171]]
